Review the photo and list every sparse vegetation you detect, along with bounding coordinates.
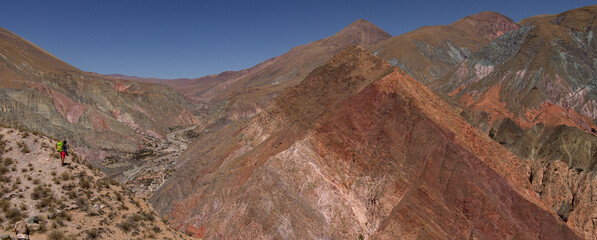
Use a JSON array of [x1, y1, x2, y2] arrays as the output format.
[[0, 127, 186, 239], [85, 228, 101, 239], [17, 141, 30, 154], [47, 230, 67, 240], [116, 216, 139, 233], [31, 185, 52, 200], [60, 172, 71, 181], [5, 207, 27, 224], [3, 157, 13, 166], [79, 176, 92, 189]]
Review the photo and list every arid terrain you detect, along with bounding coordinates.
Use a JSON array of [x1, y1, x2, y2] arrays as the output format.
[[0, 126, 193, 239], [1, 3, 597, 240]]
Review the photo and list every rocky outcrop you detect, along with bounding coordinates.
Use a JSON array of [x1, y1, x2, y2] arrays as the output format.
[[530, 160, 597, 240], [150, 46, 578, 239]]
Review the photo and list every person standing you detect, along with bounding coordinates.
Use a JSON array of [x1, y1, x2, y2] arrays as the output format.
[[57, 140, 67, 166]]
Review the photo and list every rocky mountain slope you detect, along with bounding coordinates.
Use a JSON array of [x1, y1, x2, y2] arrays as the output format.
[[0, 27, 198, 156], [150, 46, 579, 239], [0, 27, 200, 199], [0, 126, 192, 239], [369, 11, 519, 84], [430, 5, 597, 239], [150, 19, 391, 125]]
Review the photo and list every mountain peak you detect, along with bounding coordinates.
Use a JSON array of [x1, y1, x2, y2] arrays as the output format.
[[325, 19, 392, 47], [451, 11, 519, 41]]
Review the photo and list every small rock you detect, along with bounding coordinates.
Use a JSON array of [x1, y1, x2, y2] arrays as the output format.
[[66, 205, 79, 211], [28, 223, 40, 231], [27, 216, 39, 224]]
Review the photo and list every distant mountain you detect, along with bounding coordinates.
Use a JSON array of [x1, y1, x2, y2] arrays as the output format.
[[150, 46, 578, 239], [369, 11, 519, 84], [156, 19, 391, 124], [0, 27, 197, 161], [433, 5, 597, 164]]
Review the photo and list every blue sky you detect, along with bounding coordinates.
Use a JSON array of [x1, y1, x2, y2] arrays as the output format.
[[0, 0, 594, 79]]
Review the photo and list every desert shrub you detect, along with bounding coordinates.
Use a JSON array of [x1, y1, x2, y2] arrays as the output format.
[[31, 185, 52, 200], [0, 199, 9, 211], [114, 191, 123, 202], [138, 211, 155, 222], [85, 228, 100, 239], [5, 207, 27, 224], [78, 176, 91, 189], [60, 172, 71, 181], [55, 210, 72, 222], [36, 197, 55, 210], [3, 158, 13, 166], [17, 141, 29, 154], [62, 183, 76, 193], [52, 177, 61, 185], [47, 230, 66, 240], [116, 217, 139, 233]]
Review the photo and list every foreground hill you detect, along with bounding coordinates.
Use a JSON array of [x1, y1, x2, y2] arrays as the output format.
[[150, 46, 578, 239], [370, 11, 519, 84], [0, 126, 192, 239], [431, 5, 597, 238]]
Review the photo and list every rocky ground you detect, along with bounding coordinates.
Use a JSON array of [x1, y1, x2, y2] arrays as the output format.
[[0, 126, 193, 239]]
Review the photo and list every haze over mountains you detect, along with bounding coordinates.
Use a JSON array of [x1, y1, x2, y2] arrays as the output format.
[[1, 3, 597, 240]]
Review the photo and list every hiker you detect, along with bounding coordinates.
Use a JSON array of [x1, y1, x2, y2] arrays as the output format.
[[57, 140, 67, 166], [14, 220, 28, 240]]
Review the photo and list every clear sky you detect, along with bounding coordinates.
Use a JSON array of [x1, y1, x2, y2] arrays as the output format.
[[0, 0, 594, 79]]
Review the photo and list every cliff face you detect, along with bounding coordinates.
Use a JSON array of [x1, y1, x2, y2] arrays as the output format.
[[369, 11, 518, 84], [0, 27, 197, 156], [150, 46, 579, 239]]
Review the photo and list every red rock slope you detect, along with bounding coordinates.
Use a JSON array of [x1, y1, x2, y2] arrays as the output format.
[[150, 46, 579, 239]]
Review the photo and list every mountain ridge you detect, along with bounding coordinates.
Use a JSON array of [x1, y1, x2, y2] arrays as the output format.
[[150, 46, 579, 239]]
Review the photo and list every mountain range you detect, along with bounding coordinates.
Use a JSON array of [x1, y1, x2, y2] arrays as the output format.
[[2, 4, 597, 240]]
